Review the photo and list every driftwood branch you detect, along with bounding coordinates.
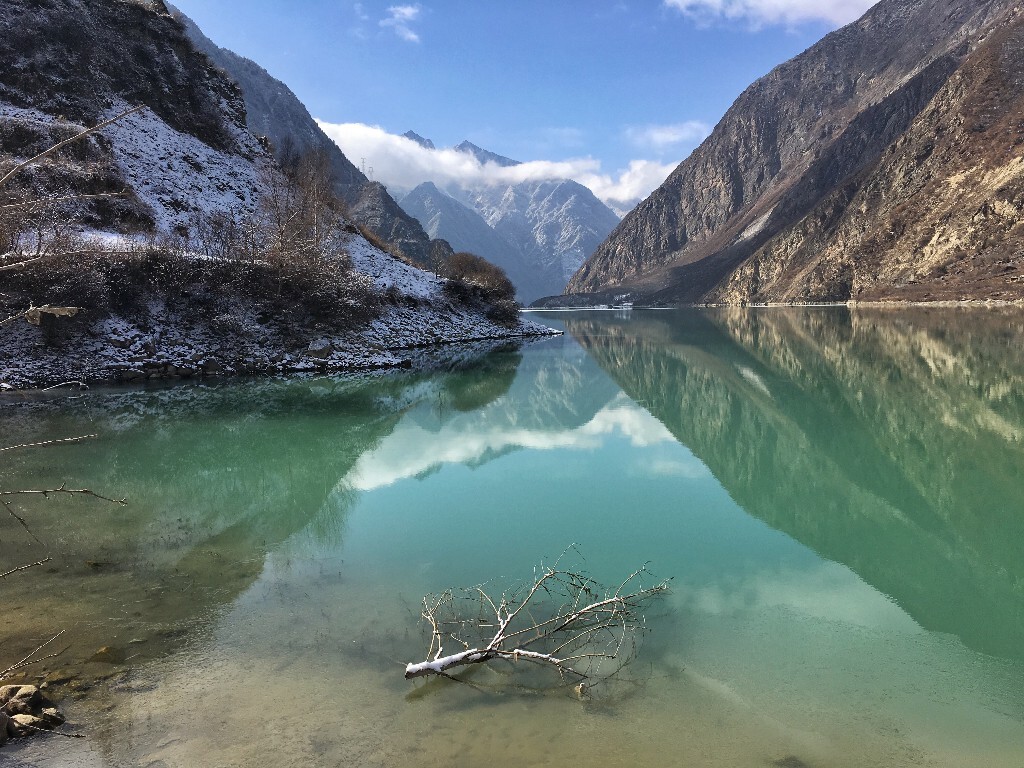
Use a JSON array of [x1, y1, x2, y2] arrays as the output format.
[[404, 557, 669, 693]]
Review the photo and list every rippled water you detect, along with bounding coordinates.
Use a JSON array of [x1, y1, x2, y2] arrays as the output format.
[[3, 307, 1024, 767]]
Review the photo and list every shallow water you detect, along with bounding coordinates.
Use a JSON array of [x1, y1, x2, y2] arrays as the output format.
[[3, 307, 1024, 767]]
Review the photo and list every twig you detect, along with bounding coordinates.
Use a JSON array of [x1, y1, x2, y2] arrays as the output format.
[[0, 484, 127, 505], [14, 722, 85, 739], [0, 557, 52, 579], [0, 434, 97, 453], [3, 498, 45, 545], [0, 105, 146, 189], [0, 630, 66, 679], [0, 191, 129, 210], [39, 381, 88, 392]]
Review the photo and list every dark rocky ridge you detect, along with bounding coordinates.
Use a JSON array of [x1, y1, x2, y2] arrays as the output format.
[[0, 0, 244, 153], [567, 0, 1022, 304]]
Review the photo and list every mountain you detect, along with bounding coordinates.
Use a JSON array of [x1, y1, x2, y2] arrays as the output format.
[[173, 6, 448, 269], [399, 182, 540, 296], [453, 140, 520, 168], [397, 138, 620, 302], [463, 178, 621, 296], [0, 0, 547, 389], [568, 0, 1024, 305], [403, 131, 435, 150]]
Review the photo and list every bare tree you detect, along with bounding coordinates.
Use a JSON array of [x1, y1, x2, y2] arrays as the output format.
[[404, 556, 669, 697]]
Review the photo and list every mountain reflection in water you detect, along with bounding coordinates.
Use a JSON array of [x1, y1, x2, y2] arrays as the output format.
[[566, 307, 1024, 663]]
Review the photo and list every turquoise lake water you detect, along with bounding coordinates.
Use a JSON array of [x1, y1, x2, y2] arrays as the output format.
[[2, 307, 1023, 767]]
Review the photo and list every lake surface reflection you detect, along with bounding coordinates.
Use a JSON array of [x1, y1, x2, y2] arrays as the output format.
[[3, 308, 1023, 767]]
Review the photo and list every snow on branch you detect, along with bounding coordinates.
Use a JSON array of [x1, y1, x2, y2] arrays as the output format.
[[404, 555, 670, 696]]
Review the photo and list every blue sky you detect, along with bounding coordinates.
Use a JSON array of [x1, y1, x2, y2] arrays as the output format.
[[171, 0, 876, 209]]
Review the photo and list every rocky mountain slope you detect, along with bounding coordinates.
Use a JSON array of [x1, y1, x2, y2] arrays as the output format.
[[398, 140, 620, 302], [401, 181, 532, 291], [568, 0, 1024, 305], [173, 6, 448, 269]]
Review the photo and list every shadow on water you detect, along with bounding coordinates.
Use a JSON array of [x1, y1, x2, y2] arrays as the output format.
[[566, 306, 1024, 663]]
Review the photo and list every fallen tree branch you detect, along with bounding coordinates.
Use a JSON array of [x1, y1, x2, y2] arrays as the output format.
[[404, 557, 670, 693]]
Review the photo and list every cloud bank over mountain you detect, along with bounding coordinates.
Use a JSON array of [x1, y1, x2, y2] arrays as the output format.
[[316, 121, 688, 213]]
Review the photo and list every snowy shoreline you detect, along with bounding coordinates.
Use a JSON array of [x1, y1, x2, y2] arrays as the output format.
[[1, 232, 559, 391], [0, 300, 558, 392]]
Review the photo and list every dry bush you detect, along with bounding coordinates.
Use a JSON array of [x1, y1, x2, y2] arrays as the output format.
[[444, 251, 516, 302]]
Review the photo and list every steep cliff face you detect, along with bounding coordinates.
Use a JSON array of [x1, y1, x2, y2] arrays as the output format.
[[568, 0, 1020, 304], [175, 8, 365, 190], [719, 14, 1024, 303], [0, 0, 245, 152]]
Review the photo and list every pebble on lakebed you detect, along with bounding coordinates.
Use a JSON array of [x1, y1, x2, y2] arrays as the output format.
[[0, 685, 66, 745]]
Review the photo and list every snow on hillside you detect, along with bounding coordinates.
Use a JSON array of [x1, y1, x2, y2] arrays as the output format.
[[0, 99, 269, 234], [1, 102, 557, 392], [345, 232, 440, 300], [102, 100, 269, 232]]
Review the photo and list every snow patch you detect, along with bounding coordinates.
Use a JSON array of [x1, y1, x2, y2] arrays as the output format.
[[101, 100, 270, 233]]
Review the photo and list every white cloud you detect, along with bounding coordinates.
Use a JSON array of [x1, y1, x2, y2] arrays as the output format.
[[625, 121, 710, 151], [316, 120, 680, 211], [664, 0, 875, 27], [380, 4, 422, 42], [347, 395, 680, 492], [575, 159, 679, 212]]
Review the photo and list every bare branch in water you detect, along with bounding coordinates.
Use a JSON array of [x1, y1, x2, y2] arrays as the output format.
[[0, 557, 52, 580], [0, 435, 98, 453], [404, 554, 670, 697], [0, 630, 67, 680], [0, 484, 127, 506]]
